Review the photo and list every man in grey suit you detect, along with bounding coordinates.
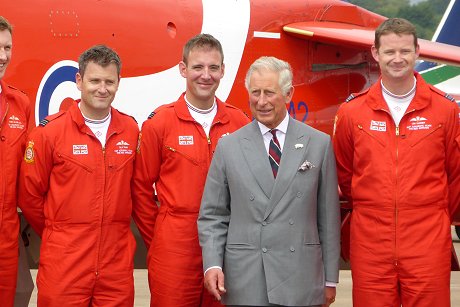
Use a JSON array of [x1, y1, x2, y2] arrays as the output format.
[[198, 56, 340, 307]]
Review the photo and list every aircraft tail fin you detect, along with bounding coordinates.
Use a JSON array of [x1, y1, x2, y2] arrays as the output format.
[[417, 0, 460, 71]]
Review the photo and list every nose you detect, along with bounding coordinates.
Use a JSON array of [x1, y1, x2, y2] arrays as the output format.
[[394, 52, 403, 62], [201, 67, 211, 79], [0, 48, 7, 61], [97, 83, 108, 93], [256, 93, 268, 107]]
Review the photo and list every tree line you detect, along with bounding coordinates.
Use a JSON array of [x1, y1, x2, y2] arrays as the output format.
[[349, 0, 450, 39]]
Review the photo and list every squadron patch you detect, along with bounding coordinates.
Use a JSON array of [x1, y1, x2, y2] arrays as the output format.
[[24, 141, 35, 163]]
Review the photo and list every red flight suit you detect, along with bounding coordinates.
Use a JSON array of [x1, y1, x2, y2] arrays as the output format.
[[0, 80, 30, 306], [333, 73, 460, 307], [18, 102, 139, 307], [132, 94, 250, 307]]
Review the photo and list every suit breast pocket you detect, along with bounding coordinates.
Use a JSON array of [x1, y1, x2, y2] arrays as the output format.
[[56, 152, 94, 173]]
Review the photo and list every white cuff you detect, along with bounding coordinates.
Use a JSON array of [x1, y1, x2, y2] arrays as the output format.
[[204, 266, 222, 275]]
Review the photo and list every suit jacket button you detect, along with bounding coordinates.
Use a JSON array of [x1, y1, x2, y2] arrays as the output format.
[[289, 219, 294, 225], [296, 192, 302, 198], [262, 221, 267, 226], [262, 247, 267, 253], [249, 194, 255, 201], [290, 246, 295, 252]]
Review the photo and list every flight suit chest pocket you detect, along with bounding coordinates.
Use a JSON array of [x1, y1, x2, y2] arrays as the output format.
[[163, 144, 200, 166], [355, 123, 387, 148], [408, 124, 443, 148], [56, 152, 94, 173]]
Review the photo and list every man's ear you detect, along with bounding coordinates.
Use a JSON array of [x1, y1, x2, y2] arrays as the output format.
[[371, 45, 379, 62], [179, 61, 187, 78], [286, 85, 295, 102], [76, 72, 82, 91]]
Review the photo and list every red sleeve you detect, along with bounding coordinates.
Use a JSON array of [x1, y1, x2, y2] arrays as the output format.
[[131, 119, 162, 250], [332, 103, 354, 204], [446, 104, 460, 222], [18, 127, 53, 237]]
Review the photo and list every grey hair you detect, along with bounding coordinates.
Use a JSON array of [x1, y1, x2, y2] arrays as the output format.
[[245, 56, 293, 96]]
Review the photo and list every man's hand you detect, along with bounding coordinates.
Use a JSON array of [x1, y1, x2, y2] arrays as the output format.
[[322, 286, 336, 306], [204, 268, 226, 301]]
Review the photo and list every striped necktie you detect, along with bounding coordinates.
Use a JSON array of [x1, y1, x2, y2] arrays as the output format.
[[268, 129, 282, 178]]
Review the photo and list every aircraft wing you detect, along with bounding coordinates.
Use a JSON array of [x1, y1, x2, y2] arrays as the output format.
[[283, 21, 460, 67]]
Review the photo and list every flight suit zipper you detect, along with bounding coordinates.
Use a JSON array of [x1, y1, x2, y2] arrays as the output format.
[[0, 103, 9, 212], [94, 131, 116, 279], [390, 108, 416, 267], [165, 146, 199, 165]]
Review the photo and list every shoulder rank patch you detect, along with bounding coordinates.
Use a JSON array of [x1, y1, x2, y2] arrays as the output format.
[[24, 141, 35, 163], [39, 111, 66, 126], [444, 93, 456, 103], [39, 119, 49, 127], [345, 94, 355, 103], [345, 88, 369, 103], [429, 86, 457, 103], [148, 111, 156, 119]]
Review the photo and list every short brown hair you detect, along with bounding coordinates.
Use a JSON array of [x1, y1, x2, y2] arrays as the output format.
[[374, 18, 417, 50], [0, 16, 13, 34], [78, 45, 121, 78], [182, 33, 224, 65]]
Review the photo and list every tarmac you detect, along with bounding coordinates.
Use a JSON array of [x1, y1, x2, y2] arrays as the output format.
[[28, 227, 460, 306]]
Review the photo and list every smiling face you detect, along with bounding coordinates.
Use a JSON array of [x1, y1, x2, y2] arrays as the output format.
[[179, 46, 224, 109], [76, 61, 120, 119], [372, 32, 419, 87], [0, 29, 12, 80], [248, 69, 293, 129]]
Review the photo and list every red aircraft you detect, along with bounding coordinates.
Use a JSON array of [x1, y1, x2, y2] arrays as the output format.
[[3, 0, 460, 276]]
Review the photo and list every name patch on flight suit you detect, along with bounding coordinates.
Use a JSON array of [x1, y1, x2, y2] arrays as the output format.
[[8, 115, 25, 129], [115, 140, 133, 155], [407, 116, 432, 131], [179, 136, 194, 145]]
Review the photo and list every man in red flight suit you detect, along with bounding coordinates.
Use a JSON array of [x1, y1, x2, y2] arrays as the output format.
[[19, 45, 139, 307], [333, 18, 460, 307], [132, 34, 250, 307], [0, 16, 31, 307]]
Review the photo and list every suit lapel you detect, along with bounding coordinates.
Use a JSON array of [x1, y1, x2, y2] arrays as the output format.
[[240, 121, 275, 199], [264, 118, 310, 219]]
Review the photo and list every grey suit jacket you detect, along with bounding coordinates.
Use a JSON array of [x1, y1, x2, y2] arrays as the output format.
[[198, 117, 340, 306]]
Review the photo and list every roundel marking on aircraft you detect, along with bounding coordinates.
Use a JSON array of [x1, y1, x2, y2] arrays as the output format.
[[36, 0, 251, 126], [35, 60, 79, 125]]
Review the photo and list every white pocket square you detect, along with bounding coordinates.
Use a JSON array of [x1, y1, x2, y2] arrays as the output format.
[[298, 160, 315, 171], [295, 143, 304, 149]]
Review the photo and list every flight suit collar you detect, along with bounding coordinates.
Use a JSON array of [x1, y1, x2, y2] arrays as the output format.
[[366, 72, 431, 112], [174, 92, 230, 125], [70, 100, 123, 136]]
